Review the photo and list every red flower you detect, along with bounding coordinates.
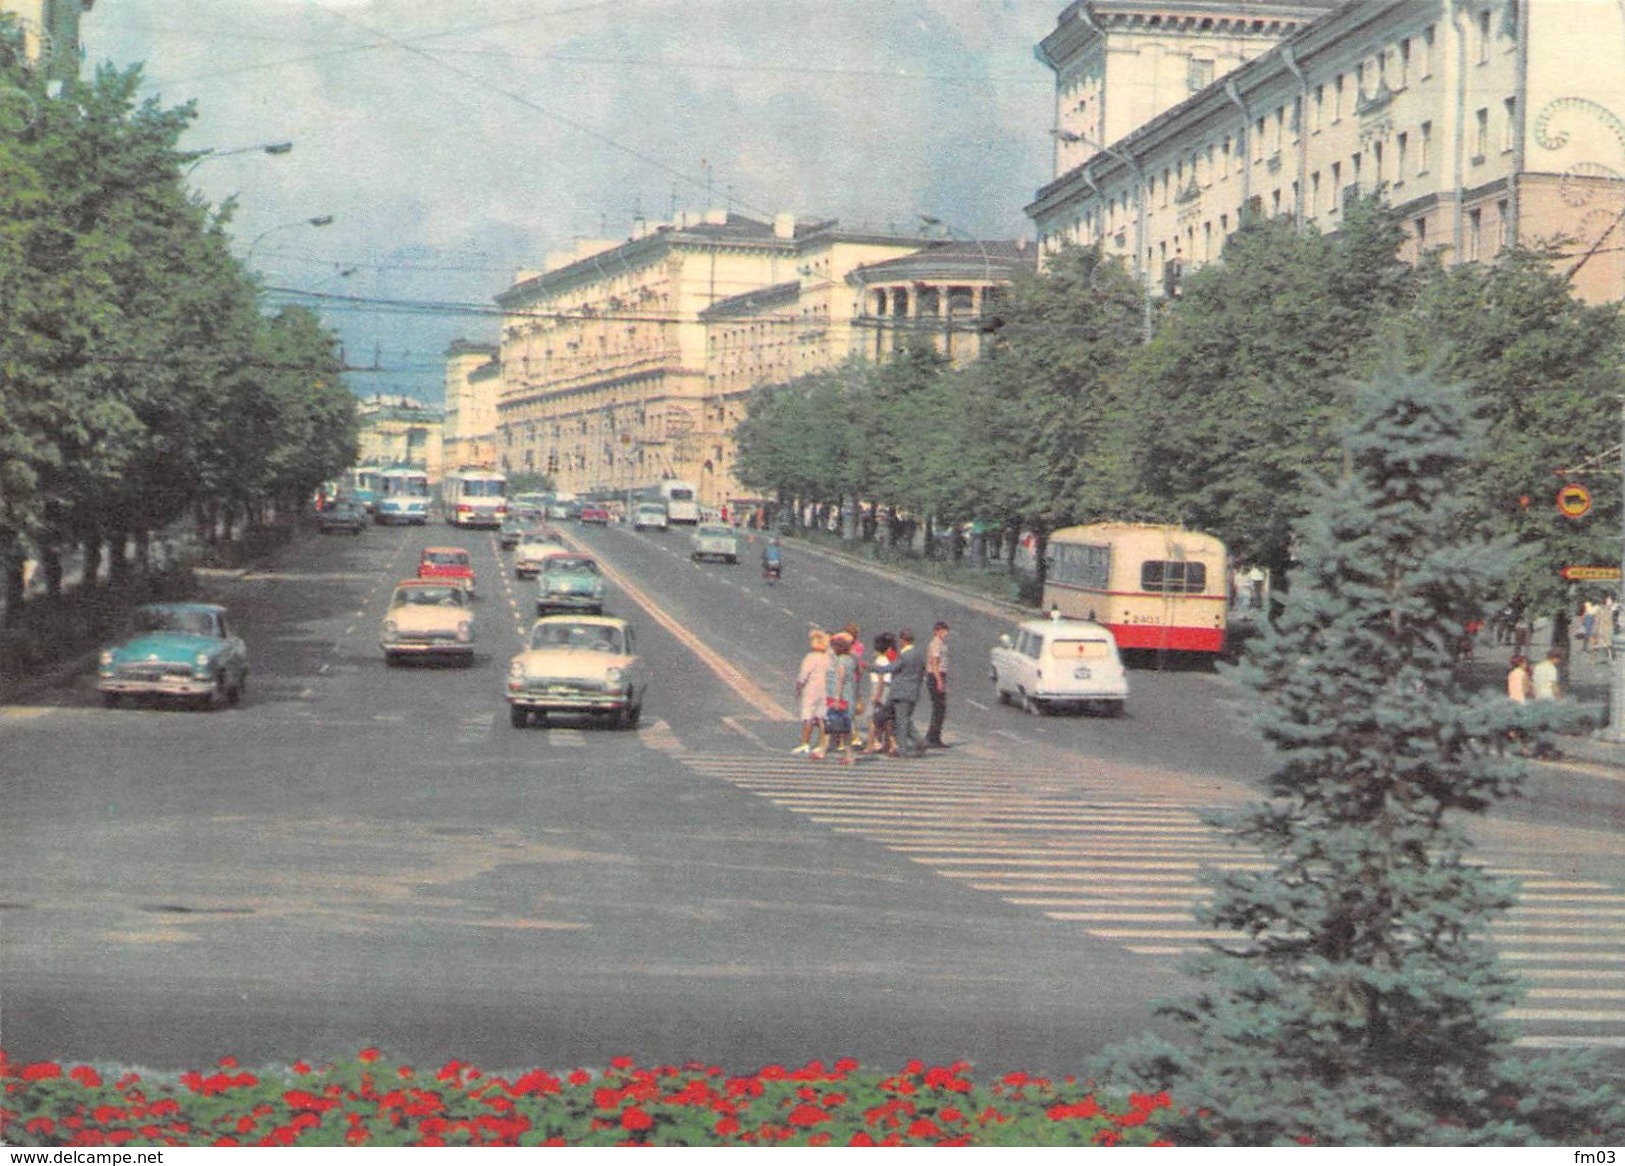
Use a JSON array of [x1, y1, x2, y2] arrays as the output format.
[[25, 1116, 55, 1136], [358, 1048, 381, 1064], [1047, 1098, 1102, 1121], [21, 1062, 62, 1083], [940, 1107, 965, 1123], [397, 1066, 414, 1080], [91, 1105, 126, 1125], [218, 1056, 238, 1069], [593, 1086, 623, 1110], [236, 1116, 257, 1135], [610, 1056, 636, 1070], [70, 1065, 103, 1089], [290, 1061, 312, 1075], [507, 1069, 561, 1097], [907, 1118, 942, 1140], [785, 1104, 831, 1128], [808, 1132, 832, 1146], [715, 1116, 740, 1137], [620, 1106, 653, 1132], [568, 1069, 592, 1087], [849, 1131, 876, 1147]]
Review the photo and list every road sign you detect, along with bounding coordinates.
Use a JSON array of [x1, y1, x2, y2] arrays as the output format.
[[1557, 483, 1592, 518], [1560, 565, 1621, 581]]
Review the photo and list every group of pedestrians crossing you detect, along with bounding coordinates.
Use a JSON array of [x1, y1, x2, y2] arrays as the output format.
[[793, 620, 950, 764]]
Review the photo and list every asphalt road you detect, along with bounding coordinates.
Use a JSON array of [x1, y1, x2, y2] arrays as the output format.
[[2, 519, 1621, 1074]]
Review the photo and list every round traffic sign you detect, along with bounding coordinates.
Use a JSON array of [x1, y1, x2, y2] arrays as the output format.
[[1557, 483, 1592, 518]]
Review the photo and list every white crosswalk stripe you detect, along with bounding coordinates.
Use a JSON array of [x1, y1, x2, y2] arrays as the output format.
[[673, 748, 1625, 1050]]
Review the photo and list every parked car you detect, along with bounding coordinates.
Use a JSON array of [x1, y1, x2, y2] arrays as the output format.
[[506, 615, 644, 728], [989, 616, 1128, 717], [498, 514, 528, 550], [689, 522, 740, 563], [418, 546, 476, 595], [97, 602, 249, 710], [536, 552, 605, 615], [632, 502, 669, 532], [380, 580, 475, 666], [514, 529, 566, 578], [579, 505, 611, 525], [317, 499, 368, 535]]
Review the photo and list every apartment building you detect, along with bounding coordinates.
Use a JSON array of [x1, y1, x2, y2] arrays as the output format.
[[1028, 0, 1625, 305], [441, 340, 499, 476], [492, 211, 954, 508], [0, 0, 94, 81]]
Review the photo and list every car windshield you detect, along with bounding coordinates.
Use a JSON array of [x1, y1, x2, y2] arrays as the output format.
[[393, 586, 463, 608], [425, 551, 468, 565], [544, 557, 596, 575], [530, 623, 623, 652], [522, 531, 558, 543], [134, 607, 219, 637], [698, 525, 732, 537]]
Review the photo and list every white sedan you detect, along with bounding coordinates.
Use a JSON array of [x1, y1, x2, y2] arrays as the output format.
[[381, 581, 475, 665], [990, 617, 1128, 716], [506, 615, 645, 729]]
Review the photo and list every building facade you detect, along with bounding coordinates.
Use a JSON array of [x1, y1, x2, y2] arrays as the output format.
[[1028, 0, 1625, 306], [492, 211, 971, 508], [0, 0, 95, 81], [441, 340, 499, 475], [357, 396, 444, 479]]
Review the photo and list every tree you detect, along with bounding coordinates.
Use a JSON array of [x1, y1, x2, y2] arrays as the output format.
[[1128, 198, 1413, 575], [1099, 366, 1621, 1144]]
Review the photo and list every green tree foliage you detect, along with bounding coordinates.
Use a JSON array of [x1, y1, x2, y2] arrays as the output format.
[[1129, 198, 1413, 574], [0, 28, 356, 618], [1386, 247, 1625, 621], [1100, 368, 1621, 1145]]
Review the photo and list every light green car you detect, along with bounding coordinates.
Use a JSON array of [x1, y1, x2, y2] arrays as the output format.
[[689, 522, 740, 564], [535, 552, 605, 615]]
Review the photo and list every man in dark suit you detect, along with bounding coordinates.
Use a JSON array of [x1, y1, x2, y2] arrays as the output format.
[[871, 627, 927, 757]]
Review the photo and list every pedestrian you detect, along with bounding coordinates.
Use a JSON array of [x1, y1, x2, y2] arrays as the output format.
[[864, 632, 898, 756], [1602, 594, 1619, 660], [793, 629, 831, 755], [1507, 654, 1531, 704], [824, 632, 861, 766], [924, 620, 950, 747], [843, 622, 865, 746], [1531, 648, 1562, 701], [1579, 601, 1598, 656], [871, 627, 927, 757]]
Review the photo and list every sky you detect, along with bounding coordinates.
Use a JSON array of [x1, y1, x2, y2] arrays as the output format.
[[81, 0, 1061, 405]]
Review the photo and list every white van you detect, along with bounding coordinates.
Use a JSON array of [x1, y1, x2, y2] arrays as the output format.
[[990, 617, 1128, 717]]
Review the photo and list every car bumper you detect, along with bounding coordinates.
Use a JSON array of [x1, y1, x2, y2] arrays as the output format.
[[98, 674, 216, 697], [381, 639, 473, 656], [507, 689, 630, 713], [537, 593, 602, 611]]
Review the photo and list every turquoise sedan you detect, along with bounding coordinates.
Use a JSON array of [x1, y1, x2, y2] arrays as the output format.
[[97, 602, 249, 710]]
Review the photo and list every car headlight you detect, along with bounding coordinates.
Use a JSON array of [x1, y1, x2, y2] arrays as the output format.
[[457, 621, 472, 642], [383, 620, 398, 637], [592, 580, 604, 596], [604, 666, 624, 688], [508, 659, 525, 679], [99, 650, 114, 666]]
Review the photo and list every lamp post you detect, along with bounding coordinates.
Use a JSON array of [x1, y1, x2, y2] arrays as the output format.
[[1051, 128, 1152, 343], [245, 214, 334, 270], [186, 140, 293, 176]]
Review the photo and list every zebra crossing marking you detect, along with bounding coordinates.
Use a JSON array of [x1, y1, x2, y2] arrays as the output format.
[[667, 749, 1625, 1049]]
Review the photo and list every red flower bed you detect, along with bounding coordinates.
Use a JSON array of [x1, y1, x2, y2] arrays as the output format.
[[0, 1049, 1177, 1147]]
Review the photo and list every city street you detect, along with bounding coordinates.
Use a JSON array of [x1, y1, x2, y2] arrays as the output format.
[[2, 520, 1622, 1074]]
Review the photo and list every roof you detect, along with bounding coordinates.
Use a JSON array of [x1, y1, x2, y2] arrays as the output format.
[[848, 240, 1037, 285]]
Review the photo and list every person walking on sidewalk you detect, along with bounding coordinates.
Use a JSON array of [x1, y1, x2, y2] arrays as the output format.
[[1531, 648, 1562, 701], [924, 621, 950, 748], [872, 628, 927, 757]]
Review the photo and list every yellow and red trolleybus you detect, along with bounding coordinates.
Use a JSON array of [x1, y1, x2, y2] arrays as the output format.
[[1042, 522, 1228, 656]]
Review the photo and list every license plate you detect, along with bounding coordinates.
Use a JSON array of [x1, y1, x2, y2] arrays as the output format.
[[1073, 666, 1092, 680]]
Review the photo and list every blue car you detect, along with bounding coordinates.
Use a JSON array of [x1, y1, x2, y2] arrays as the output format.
[[97, 602, 250, 710]]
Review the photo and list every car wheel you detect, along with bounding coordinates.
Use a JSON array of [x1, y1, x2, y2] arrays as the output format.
[[226, 677, 243, 707], [993, 672, 1009, 705], [510, 706, 529, 729], [384, 651, 400, 667], [1020, 689, 1044, 716], [1102, 699, 1125, 718], [102, 692, 121, 709]]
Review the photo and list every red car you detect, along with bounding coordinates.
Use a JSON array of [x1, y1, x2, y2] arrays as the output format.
[[418, 546, 475, 594], [579, 506, 611, 525]]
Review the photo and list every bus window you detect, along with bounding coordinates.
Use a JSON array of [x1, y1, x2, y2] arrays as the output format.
[[1142, 560, 1208, 594]]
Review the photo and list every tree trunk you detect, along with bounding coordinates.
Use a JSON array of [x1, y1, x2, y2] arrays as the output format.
[[82, 538, 104, 593], [2, 555, 24, 627], [109, 533, 131, 589]]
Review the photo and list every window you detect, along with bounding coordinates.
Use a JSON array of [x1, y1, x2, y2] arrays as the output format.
[[1396, 132, 1408, 180], [1313, 84, 1325, 132], [1474, 107, 1489, 159], [1422, 24, 1436, 77], [1496, 198, 1510, 252], [1310, 170, 1321, 213], [1419, 121, 1433, 172], [1467, 207, 1483, 260], [1478, 8, 1492, 62], [1189, 57, 1214, 91], [1503, 97, 1517, 152], [1142, 560, 1208, 595], [1331, 161, 1342, 209], [1414, 215, 1428, 252], [1254, 117, 1266, 162], [1374, 140, 1385, 184], [1334, 74, 1345, 120]]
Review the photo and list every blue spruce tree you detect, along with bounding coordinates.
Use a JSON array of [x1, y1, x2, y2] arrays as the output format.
[[1102, 368, 1621, 1144]]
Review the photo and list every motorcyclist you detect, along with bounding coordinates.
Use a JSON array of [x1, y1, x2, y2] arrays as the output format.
[[762, 537, 783, 579]]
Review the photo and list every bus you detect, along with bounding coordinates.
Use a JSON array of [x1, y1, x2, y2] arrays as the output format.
[[345, 465, 384, 513], [443, 468, 508, 529], [375, 466, 432, 525], [1043, 523, 1228, 656], [658, 480, 700, 525]]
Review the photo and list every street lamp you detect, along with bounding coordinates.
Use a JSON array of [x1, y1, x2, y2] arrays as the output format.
[[186, 140, 293, 176], [1051, 128, 1152, 343], [245, 214, 334, 270]]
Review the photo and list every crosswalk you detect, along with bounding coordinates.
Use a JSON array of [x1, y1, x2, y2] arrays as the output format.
[[672, 744, 1625, 1051]]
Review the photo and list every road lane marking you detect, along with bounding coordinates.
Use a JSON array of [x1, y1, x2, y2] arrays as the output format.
[[560, 533, 792, 720]]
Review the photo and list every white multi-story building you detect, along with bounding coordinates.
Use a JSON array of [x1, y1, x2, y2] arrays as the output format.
[[1028, 0, 1625, 306]]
